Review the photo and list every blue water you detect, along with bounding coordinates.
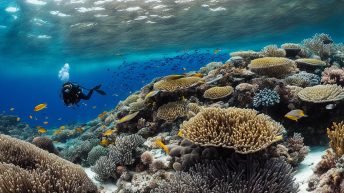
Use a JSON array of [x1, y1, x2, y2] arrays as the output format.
[[1, 0, 344, 128]]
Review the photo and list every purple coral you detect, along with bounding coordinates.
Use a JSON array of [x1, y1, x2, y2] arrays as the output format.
[[322, 66, 344, 85]]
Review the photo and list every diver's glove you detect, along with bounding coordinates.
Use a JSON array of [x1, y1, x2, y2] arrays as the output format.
[[93, 84, 106, 95], [93, 84, 102, 90]]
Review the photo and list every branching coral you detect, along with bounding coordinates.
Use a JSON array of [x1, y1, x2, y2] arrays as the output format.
[[253, 88, 280, 108], [302, 33, 333, 58], [203, 86, 234, 99], [297, 85, 344, 103], [157, 101, 188, 122], [180, 107, 284, 154], [0, 134, 97, 192], [248, 57, 297, 78], [261, 44, 286, 57], [87, 145, 109, 166], [322, 66, 344, 85], [32, 136, 59, 155], [327, 122, 344, 157], [153, 77, 202, 91], [286, 133, 310, 166], [285, 71, 320, 87], [92, 134, 145, 181], [152, 158, 298, 193]]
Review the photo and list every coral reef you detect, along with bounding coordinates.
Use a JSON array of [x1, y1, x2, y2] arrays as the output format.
[[253, 88, 280, 108], [153, 76, 202, 91], [248, 57, 297, 78], [0, 134, 97, 192], [156, 101, 188, 122], [327, 122, 344, 157], [180, 107, 284, 154], [203, 86, 234, 99], [322, 66, 344, 85], [297, 84, 344, 103], [285, 71, 320, 87], [302, 33, 333, 59], [32, 136, 59, 155], [261, 44, 286, 57], [152, 158, 298, 193]]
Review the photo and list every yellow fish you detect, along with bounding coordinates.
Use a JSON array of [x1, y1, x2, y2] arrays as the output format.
[[177, 130, 183, 137], [43, 121, 49, 125], [284, 109, 307, 122], [164, 74, 185, 81], [10, 107, 15, 111], [37, 126, 47, 134], [145, 90, 159, 99], [190, 73, 203, 78], [98, 111, 107, 119], [155, 139, 169, 154], [53, 129, 62, 135], [59, 126, 66, 130], [99, 138, 110, 146], [75, 127, 84, 133], [16, 117, 20, 122], [117, 111, 139, 124], [274, 135, 283, 141], [29, 115, 33, 119], [34, 103, 47, 112], [103, 129, 114, 136]]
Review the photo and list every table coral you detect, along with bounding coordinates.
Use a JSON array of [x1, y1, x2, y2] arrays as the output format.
[[248, 57, 297, 78], [203, 86, 234, 99], [298, 85, 344, 103]]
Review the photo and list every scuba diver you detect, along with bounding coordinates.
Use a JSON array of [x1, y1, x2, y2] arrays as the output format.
[[61, 82, 106, 106]]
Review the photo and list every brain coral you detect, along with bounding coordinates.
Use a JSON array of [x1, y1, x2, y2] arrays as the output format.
[[253, 88, 280, 108], [203, 86, 234, 99], [157, 101, 188, 122], [248, 57, 297, 78], [0, 134, 97, 193], [327, 122, 344, 157], [179, 107, 284, 154], [153, 77, 202, 91], [297, 85, 344, 103]]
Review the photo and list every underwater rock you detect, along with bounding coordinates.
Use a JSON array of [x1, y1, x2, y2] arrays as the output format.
[[0, 134, 97, 192]]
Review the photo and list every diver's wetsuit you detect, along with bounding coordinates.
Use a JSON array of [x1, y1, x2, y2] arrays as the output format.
[[62, 82, 99, 106]]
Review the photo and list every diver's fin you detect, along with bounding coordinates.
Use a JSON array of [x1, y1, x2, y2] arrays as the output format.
[[95, 89, 107, 95]]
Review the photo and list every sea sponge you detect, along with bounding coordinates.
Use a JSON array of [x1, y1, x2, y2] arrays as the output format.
[[261, 44, 286, 57], [295, 58, 327, 68], [157, 101, 188, 122], [153, 77, 202, 92], [253, 88, 280, 108], [203, 86, 234, 99], [180, 107, 284, 154], [297, 84, 344, 103], [327, 122, 344, 157], [248, 57, 297, 78], [0, 134, 97, 192]]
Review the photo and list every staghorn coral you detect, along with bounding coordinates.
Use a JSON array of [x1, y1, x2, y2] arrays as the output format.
[[297, 84, 344, 103], [203, 86, 234, 99], [322, 66, 344, 85], [327, 122, 344, 157], [180, 107, 284, 154], [302, 33, 333, 58], [248, 57, 297, 78], [261, 44, 286, 57], [0, 134, 97, 193], [152, 158, 298, 193], [87, 145, 109, 166], [285, 71, 320, 87], [92, 134, 145, 181], [253, 88, 280, 108], [157, 101, 188, 122], [153, 77, 202, 92], [32, 136, 59, 155]]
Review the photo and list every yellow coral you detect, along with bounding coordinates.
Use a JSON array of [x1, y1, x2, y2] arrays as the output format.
[[153, 77, 202, 92], [203, 86, 234, 99], [157, 101, 188, 122], [248, 57, 297, 78], [327, 122, 344, 157], [295, 58, 326, 67], [297, 85, 344, 103], [187, 103, 203, 114], [180, 107, 284, 154]]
